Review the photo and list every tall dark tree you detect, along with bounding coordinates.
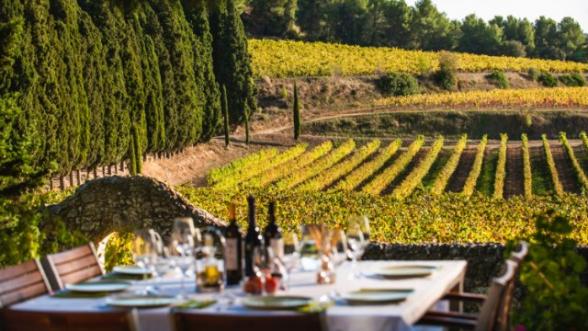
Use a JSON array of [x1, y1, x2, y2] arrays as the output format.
[[293, 83, 301, 141], [210, 0, 257, 124], [221, 85, 230, 147], [409, 0, 458, 51], [459, 14, 503, 55]]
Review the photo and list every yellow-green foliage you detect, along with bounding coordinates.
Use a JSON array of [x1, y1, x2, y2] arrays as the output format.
[[560, 133, 588, 191], [178, 187, 588, 244], [208, 148, 279, 185], [521, 134, 533, 199], [431, 135, 467, 195], [104, 232, 134, 272], [334, 139, 402, 192], [363, 137, 425, 195], [298, 140, 380, 192], [375, 87, 588, 108], [246, 141, 334, 188], [249, 39, 588, 78], [463, 136, 488, 197], [493, 134, 508, 200], [392, 136, 444, 199], [274, 140, 356, 190], [542, 135, 565, 197], [213, 144, 308, 190]]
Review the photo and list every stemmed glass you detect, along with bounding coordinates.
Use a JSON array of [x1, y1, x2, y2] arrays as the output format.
[[332, 229, 349, 266], [346, 220, 366, 278], [131, 230, 157, 295], [170, 218, 198, 299]]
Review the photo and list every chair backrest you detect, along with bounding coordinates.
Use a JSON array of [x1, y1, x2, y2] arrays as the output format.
[[509, 241, 529, 264], [0, 309, 138, 331], [475, 260, 517, 331], [172, 311, 326, 331], [43, 243, 104, 290], [0, 260, 51, 308]]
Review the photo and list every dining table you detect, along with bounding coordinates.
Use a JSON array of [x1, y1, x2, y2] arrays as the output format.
[[12, 260, 467, 331]]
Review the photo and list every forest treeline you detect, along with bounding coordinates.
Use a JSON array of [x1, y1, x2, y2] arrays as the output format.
[[0, 0, 255, 196], [242, 0, 588, 62]]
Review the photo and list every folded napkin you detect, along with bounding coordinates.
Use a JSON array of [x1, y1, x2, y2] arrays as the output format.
[[101, 272, 152, 281], [297, 301, 333, 314], [174, 299, 217, 310], [52, 290, 112, 299]]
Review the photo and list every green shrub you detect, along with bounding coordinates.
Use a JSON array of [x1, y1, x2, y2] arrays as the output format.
[[434, 52, 458, 91], [486, 70, 509, 89], [538, 72, 558, 87], [514, 210, 588, 330], [527, 68, 540, 81], [558, 73, 586, 87], [375, 72, 420, 96]]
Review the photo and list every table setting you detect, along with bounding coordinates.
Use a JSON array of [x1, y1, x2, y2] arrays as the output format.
[[12, 197, 465, 331]]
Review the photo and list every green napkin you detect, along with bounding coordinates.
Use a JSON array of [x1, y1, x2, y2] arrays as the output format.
[[297, 301, 333, 314], [101, 272, 152, 281], [52, 290, 111, 299], [174, 299, 217, 310]]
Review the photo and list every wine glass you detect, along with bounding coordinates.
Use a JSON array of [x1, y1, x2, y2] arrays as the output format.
[[131, 230, 157, 295], [332, 229, 349, 266], [283, 231, 301, 270], [171, 218, 197, 299], [299, 225, 320, 271], [346, 221, 366, 278]]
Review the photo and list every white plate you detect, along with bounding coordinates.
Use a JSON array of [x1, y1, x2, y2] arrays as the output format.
[[105, 295, 178, 308], [366, 265, 436, 279], [242, 296, 312, 310], [112, 265, 152, 276], [65, 282, 130, 293], [340, 289, 413, 305]]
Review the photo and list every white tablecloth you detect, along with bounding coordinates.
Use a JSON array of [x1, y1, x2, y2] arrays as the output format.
[[13, 260, 466, 331]]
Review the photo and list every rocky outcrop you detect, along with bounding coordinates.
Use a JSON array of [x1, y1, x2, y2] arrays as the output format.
[[47, 176, 224, 242]]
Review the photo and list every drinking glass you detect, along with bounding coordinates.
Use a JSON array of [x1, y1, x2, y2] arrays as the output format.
[[332, 229, 349, 266], [283, 231, 301, 271], [346, 221, 366, 278], [132, 230, 156, 269], [170, 218, 197, 299], [299, 225, 320, 271]]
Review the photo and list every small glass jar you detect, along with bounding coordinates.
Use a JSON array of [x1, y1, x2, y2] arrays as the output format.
[[195, 227, 226, 293]]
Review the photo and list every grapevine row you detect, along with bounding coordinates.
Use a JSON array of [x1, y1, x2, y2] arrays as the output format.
[[375, 87, 588, 109], [391, 136, 445, 199], [274, 140, 356, 191], [430, 135, 467, 195], [213, 144, 308, 190], [334, 140, 402, 192], [560, 133, 588, 191], [542, 135, 565, 197], [521, 134, 533, 199], [581, 132, 588, 151], [493, 134, 508, 200], [363, 136, 425, 195], [250, 39, 588, 78], [297, 140, 381, 192], [462, 135, 488, 197], [207, 148, 278, 185], [246, 141, 334, 188]]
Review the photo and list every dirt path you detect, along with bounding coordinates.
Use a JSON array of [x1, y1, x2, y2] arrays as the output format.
[[446, 147, 477, 193], [504, 143, 524, 198], [550, 143, 581, 194]]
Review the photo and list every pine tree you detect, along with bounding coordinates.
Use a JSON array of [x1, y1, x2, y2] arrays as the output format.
[[293, 82, 301, 140], [222, 85, 230, 147]]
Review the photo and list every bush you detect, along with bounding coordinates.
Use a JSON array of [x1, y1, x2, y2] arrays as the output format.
[[486, 70, 510, 89], [434, 52, 458, 91], [558, 73, 586, 87], [527, 68, 540, 81], [501, 40, 526, 58], [375, 72, 420, 96], [538, 72, 558, 87]]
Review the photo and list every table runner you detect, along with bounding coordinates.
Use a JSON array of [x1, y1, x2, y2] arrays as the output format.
[[12, 260, 466, 331]]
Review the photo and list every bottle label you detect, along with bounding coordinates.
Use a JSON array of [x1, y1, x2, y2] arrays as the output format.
[[270, 238, 284, 259], [225, 238, 238, 270]]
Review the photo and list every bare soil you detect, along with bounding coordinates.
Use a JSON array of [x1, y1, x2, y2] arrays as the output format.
[[550, 143, 581, 194], [447, 147, 477, 193], [504, 143, 524, 198]]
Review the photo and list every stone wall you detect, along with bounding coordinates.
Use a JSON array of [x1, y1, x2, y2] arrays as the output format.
[[364, 243, 588, 292], [47, 176, 225, 243]]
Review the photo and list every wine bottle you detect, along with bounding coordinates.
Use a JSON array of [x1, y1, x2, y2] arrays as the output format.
[[264, 201, 284, 260], [224, 203, 242, 286], [244, 195, 264, 277]]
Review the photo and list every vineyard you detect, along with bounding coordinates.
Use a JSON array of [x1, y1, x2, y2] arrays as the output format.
[[178, 132, 588, 243], [249, 39, 588, 77]]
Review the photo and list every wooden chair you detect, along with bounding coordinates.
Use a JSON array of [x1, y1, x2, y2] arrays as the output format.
[[172, 311, 327, 331], [0, 310, 138, 331], [0, 260, 51, 308], [510, 241, 529, 264], [418, 259, 518, 331], [43, 243, 104, 290]]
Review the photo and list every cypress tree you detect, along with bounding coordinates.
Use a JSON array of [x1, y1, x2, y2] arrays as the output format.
[[244, 105, 250, 145], [129, 129, 138, 176], [221, 85, 230, 147], [132, 124, 143, 175], [209, 0, 257, 124], [293, 82, 301, 140]]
